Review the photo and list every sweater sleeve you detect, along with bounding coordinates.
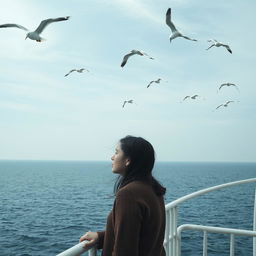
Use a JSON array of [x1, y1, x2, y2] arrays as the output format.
[[96, 231, 105, 249], [112, 189, 143, 256]]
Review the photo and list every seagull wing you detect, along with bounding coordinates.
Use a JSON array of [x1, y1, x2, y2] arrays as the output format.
[[78, 68, 89, 72], [132, 50, 144, 56], [165, 8, 177, 32], [206, 44, 215, 50], [219, 84, 226, 90], [223, 44, 232, 54], [0, 23, 28, 31], [183, 96, 190, 101], [230, 84, 240, 91], [121, 52, 136, 67], [226, 101, 234, 105], [216, 104, 223, 109], [147, 81, 154, 88], [220, 83, 228, 88], [122, 101, 127, 108], [141, 51, 154, 59], [182, 35, 197, 41], [64, 69, 76, 77], [34, 16, 70, 34]]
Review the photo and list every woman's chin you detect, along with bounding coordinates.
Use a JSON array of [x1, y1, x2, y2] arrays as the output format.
[[112, 169, 120, 174]]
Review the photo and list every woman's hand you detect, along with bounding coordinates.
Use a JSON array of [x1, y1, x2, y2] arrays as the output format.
[[79, 231, 99, 249]]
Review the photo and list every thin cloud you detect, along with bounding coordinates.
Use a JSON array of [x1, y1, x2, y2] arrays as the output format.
[[109, 0, 163, 24], [0, 100, 36, 113]]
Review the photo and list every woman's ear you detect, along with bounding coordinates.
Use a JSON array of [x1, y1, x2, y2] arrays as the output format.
[[125, 159, 130, 167]]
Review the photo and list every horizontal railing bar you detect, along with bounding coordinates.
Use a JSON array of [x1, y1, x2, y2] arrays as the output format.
[[56, 241, 94, 256], [166, 178, 256, 211], [177, 224, 256, 237]]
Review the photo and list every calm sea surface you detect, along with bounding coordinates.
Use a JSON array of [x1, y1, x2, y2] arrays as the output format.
[[0, 161, 255, 256]]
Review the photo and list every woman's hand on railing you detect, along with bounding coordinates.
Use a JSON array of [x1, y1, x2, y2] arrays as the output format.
[[79, 231, 99, 250]]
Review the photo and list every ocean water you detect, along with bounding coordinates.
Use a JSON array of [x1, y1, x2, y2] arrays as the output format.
[[0, 161, 255, 256]]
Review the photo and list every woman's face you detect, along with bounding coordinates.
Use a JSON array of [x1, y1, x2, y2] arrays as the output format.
[[111, 143, 130, 175]]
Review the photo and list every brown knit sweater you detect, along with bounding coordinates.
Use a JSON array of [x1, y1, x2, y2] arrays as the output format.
[[97, 181, 166, 256]]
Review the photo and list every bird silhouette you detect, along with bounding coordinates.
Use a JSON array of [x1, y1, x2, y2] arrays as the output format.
[[182, 94, 199, 102], [64, 68, 89, 77], [166, 8, 197, 43], [206, 39, 232, 54], [215, 101, 234, 110], [122, 100, 134, 108], [147, 78, 162, 88], [0, 16, 70, 42], [121, 50, 154, 67], [218, 83, 239, 92]]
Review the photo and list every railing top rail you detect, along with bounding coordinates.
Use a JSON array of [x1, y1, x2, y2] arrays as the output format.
[[165, 177, 256, 211], [177, 224, 256, 237], [56, 241, 88, 256]]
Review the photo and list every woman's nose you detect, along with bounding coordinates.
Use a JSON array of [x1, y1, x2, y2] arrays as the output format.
[[111, 155, 114, 160]]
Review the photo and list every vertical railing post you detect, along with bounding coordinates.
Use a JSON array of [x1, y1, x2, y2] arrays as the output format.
[[165, 209, 170, 256], [172, 206, 178, 256], [203, 231, 208, 256], [230, 234, 234, 256], [253, 189, 256, 256], [170, 207, 175, 256], [169, 208, 173, 256], [88, 247, 97, 256], [166, 206, 178, 256], [165, 206, 178, 256], [177, 232, 181, 256]]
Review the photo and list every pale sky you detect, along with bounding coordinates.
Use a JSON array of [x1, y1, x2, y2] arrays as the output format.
[[0, 0, 255, 162]]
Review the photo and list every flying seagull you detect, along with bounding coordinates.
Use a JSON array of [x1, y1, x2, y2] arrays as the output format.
[[165, 8, 197, 43], [121, 50, 154, 67], [64, 68, 89, 77], [206, 39, 232, 54], [0, 16, 70, 42], [215, 100, 234, 110], [122, 100, 134, 108], [218, 83, 239, 92], [147, 78, 162, 88], [191, 94, 199, 99], [182, 94, 199, 101]]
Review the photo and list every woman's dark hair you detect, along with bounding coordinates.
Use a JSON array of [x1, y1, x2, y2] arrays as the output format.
[[114, 135, 166, 196]]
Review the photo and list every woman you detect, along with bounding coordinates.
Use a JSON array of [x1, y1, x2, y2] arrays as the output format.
[[80, 135, 166, 256]]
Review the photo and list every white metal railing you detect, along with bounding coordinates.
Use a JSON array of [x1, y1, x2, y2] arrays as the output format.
[[176, 224, 256, 256], [57, 178, 256, 256], [164, 177, 256, 256], [56, 241, 96, 256], [254, 189, 256, 256]]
